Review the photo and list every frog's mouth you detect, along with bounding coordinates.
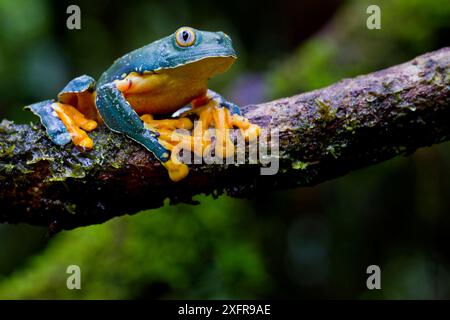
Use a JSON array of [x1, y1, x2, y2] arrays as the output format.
[[160, 55, 237, 79], [189, 54, 236, 75], [162, 45, 237, 72], [193, 47, 237, 60]]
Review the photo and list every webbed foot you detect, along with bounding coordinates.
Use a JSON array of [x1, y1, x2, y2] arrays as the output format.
[[52, 102, 97, 150], [162, 158, 190, 182], [177, 90, 261, 158], [140, 114, 208, 158]]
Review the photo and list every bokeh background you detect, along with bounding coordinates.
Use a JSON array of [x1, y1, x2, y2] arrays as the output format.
[[0, 0, 449, 299]]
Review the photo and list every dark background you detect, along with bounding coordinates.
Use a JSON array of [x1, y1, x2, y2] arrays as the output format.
[[0, 0, 449, 299]]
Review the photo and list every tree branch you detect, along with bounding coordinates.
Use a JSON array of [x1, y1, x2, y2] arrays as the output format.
[[1, 47, 449, 230]]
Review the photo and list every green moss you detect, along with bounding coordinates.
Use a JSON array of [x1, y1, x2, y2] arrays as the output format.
[[111, 162, 122, 169], [326, 145, 339, 159], [316, 98, 336, 124], [366, 94, 378, 103], [0, 163, 15, 173], [292, 160, 309, 170], [15, 163, 33, 174], [65, 203, 77, 215], [394, 145, 407, 154], [344, 126, 354, 132], [26, 156, 54, 165], [0, 119, 134, 183], [0, 144, 15, 158]]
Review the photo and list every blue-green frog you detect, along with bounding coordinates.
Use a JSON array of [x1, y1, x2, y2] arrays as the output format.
[[27, 27, 260, 181]]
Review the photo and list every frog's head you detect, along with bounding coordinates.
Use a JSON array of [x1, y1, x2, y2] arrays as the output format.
[[158, 27, 237, 76]]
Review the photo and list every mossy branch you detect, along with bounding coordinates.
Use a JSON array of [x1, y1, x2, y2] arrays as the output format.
[[0, 48, 449, 231]]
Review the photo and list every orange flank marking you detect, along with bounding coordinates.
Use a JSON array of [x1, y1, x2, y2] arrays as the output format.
[[114, 78, 132, 92], [191, 94, 211, 107], [77, 91, 100, 122]]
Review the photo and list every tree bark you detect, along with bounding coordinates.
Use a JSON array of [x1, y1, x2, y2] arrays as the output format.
[[0, 47, 449, 230]]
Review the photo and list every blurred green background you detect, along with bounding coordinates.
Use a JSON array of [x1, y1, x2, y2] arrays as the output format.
[[0, 0, 450, 299]]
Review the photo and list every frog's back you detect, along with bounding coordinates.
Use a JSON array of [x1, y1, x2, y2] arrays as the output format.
[[97, 37, 172, 86]]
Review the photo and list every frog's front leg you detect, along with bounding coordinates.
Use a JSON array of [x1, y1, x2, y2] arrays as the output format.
[[29, 100, 97, 149], [95, 83, 189, 181], [52, 75, 99, 149], [51, 102, 97, 149], [27, 75, 99, 149], [26, 99, 72, 146]]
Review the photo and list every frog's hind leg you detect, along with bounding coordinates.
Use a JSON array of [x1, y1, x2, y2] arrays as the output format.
[[184, 90, 261, 158], [96, 83, 189, 182], [140, 114, 207, 157]]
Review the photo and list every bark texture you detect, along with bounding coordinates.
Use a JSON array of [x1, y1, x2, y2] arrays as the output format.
[[0, 47, 449, 230]]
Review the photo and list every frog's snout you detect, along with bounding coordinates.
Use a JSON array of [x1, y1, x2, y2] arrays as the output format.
[[216, 31, 232, 45], [213, 31, 236, 58], [215, 36, 224, 45], [215, 32, 225, 44]]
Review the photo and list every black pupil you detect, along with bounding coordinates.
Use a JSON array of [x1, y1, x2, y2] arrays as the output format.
[[182, 31, 189, 41]]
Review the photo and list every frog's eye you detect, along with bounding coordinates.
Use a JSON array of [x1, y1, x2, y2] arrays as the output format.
[[175, 27, 196, 47]]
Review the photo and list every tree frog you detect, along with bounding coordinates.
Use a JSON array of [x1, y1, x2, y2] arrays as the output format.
[[27, 27, 259, 181]]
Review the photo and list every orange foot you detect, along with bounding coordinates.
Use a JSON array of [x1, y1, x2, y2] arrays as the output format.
[[52, 102, 97, 149]]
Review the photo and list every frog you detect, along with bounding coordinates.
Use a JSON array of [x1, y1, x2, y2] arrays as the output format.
[[26, 27, 260, 181]]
